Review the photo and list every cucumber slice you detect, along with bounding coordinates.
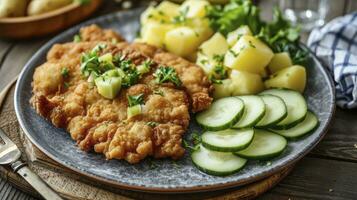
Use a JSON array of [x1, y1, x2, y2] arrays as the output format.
[[196, 97, 244, 131], [261, 89, 307, 129], [191, 144, 247, 176], [202, 129, 254, 152], [255, 95, 287, 128], [235, 129, 287, 160], [233, 96, 265, 129], [270, 111, 319, 139]]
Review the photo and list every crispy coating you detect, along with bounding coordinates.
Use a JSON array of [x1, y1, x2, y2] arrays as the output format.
[[31, 25, 211, 163]]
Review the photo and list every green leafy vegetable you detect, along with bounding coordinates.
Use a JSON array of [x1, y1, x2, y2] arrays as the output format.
[[154, 66, 182, 87], [127, 93, 145, 107], [61, 67, 69, 78], [206, 0, 309, 64]]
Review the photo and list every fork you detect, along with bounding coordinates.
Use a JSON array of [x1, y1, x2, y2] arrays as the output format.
[[0, 128, 63, 200]]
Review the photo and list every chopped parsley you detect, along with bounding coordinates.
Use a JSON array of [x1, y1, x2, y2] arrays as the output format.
[[209, 54, 228, 84], [212, 54, 224, 63], [147, 121, 159, 127], [183, 140, 199, 151], [228, 49, 239, 57], [153, 89, 164, 96], [248, 40, 256, 48], [127, 93, 145, 107], [61, 67, 69, 78], [112, 55, 141, 88], [191, 132, 202, 145], [154, 66, 182, 87], [80, 44, 108, 77], [73, 34, 81, 42], [172, 6, 189, 24]]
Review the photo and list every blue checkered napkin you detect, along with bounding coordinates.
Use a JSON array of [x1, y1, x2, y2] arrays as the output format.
[[308, 12, 357, 109]]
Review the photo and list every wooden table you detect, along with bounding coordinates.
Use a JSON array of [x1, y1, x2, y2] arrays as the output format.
[[1, 1, 357, 199]]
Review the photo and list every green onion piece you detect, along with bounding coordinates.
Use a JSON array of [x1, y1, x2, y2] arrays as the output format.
[[127, 105, 142, 118]]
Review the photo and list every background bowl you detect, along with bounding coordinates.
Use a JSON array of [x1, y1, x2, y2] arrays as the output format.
[[0, 0, 102, 39]]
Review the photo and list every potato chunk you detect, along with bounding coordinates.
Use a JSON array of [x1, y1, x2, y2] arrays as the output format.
[[164, 27, 202, 57], [213, 70, 264, 98], [180, 0, 210, 18], [224, 35, 274, 74], [141, 22, 175, 48], [268, 52, 293, 74], [199, 32, 228, 58], [140, 1, 180, 24], [264, 65, 306, 93], [227, 25, 252, 47]]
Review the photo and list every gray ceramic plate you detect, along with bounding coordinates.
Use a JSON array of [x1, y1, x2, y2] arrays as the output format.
[[14, 9, 335, 193]]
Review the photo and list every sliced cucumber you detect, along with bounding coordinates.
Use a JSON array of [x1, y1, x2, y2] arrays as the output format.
[[270, 111, 319, 139], [261, 89, 307, 129], [235, 129, 287, 160], [196, 97, 244, 131], [255, 95, 287, 128], [202, 129, 254, 152], [191, 144, 247, 176], [233, 96, 265, 129]]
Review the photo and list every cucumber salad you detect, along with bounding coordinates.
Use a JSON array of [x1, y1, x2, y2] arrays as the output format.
[[193, 89, 319, 176]]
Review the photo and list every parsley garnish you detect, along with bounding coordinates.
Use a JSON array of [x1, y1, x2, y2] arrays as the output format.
[[127, 94, 144, 107], [212, 54, 224, 63], [80, 44, 108, 77], [154, 66, 182, 87], [153, 89, 164, 96], [192, 132, 202, 145], [228, 49, 239, 57], [183, 140, 200, 151], [73, 34, 81, 42], [248, 40, 256, 48], [61, 67, 69, 78], [172, 6, 189, 24], [147, 121, 159, 127], [113, 55, 140, 88]]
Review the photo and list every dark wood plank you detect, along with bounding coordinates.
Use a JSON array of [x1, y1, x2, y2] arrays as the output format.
[[0, 39, 47, 90], [260, 157, 357, 200], [310, 108, 357, 162]]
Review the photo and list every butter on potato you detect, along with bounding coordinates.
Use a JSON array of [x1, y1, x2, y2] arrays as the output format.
[[264, 65, 306, 93], [268, 52, 293, 74], [224, 35, 274, 74]]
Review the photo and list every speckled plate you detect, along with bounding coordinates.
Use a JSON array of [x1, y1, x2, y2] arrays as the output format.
[[14, 8, 335, 193]]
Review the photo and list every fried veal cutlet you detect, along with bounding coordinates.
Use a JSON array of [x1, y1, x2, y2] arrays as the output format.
[[31, 25, 213, 164]]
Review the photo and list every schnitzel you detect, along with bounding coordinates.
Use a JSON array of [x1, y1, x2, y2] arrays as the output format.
[[31, 25, 213, 163]]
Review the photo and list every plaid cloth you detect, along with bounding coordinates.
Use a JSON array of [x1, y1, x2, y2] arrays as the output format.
[[308, 12, 357, 109]]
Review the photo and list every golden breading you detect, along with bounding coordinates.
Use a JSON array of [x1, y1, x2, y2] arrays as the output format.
[[31, 25, 212, 163]]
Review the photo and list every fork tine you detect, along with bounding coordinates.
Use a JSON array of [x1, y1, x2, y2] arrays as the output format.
[[0, 128, 13, 145]]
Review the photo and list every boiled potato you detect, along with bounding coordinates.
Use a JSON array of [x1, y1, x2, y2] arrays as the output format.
[[264, 65, 306, 93], [180, 0, 210, 18], [230, 70, 264, 95], [141, 22, 175, 48], [224, 35, 274, 74], [187, 18, 213, 44], [197, 32, 228, 75], [199, 32, 228, 58], [28, 0, 72, 16], [213, 70, 264, 98], [227, 25, 252, 47], [213, 79, 234, 99], [268, 52, 293, 74], [165, 26, 202, 57], [156, 1, 180, 19], [140, 1, 180, 24], [0, 0, 28, 18]]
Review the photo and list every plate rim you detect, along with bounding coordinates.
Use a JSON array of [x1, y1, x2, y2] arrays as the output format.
[[14, 9, 336, 193]]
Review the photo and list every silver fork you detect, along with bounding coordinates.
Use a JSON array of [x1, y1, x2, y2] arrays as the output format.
[[0, 128, 63, 200]]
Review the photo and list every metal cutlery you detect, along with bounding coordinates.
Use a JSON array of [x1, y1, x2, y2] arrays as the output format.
[[0, 128, 63, 200]]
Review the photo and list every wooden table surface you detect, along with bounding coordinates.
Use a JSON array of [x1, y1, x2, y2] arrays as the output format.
[[0, 1, 357, 199]]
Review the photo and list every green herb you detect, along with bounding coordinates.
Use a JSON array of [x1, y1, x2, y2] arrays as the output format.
[[80, 44, 108, 77], [206, 0, 309, 64], [64, 82, 70, 88], [73, 34, 81, 42], [248, 40, 256, 48], [61, 67, 69, 78], [147, 121, 159, 127], [200, 59, 209, 65], [172, 6, 189, 24], [212, 54, 224, 63], [154, 66, 182, 87], [113, 55, 141, 88], [191, 132, 201, 145], [153, 89, 164, 96], [127, 93, 145, 107], [228, 49, 239, 57], [158, 10, 165, 16], [183, 140, 199, 151]]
